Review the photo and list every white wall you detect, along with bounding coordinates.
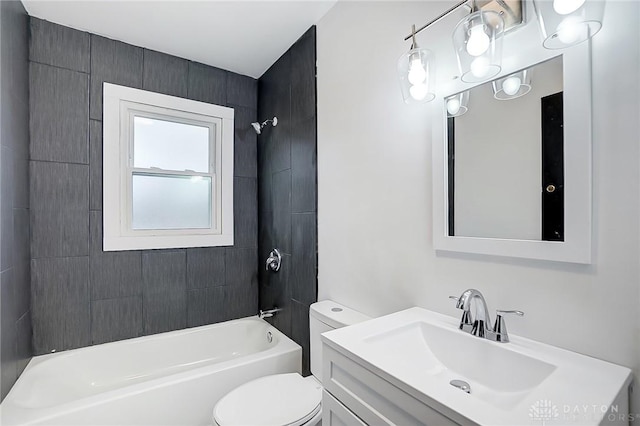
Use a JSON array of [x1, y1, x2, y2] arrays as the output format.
[[317, 0, 640, 415]]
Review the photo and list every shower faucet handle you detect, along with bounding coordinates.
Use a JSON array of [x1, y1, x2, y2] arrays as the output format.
[[265, 248, 282, 272]]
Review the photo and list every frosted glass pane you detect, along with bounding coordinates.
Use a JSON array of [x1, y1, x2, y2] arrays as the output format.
[[134, 116, 211, 172], [132, 174, 211, 230]]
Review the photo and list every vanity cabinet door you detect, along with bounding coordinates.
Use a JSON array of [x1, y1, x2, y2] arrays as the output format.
[[323, 345, 460, 426], [323, 390, 367, 426]]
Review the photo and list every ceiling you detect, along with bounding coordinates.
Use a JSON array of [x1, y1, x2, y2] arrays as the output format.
[[21, 0, 337, 78]]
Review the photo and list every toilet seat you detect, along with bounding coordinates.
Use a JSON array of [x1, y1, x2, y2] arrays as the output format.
[[213, 373, 322, 426]]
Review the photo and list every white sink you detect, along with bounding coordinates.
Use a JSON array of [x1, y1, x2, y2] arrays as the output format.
[[322, 308, 632, 425], [362, 320, 556, 410]]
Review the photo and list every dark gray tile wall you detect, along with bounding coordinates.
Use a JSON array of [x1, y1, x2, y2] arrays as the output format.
[[142, 50, 188, 98], [89, 35, 143, 120], [0, 0, 32, 401], [31, 256, 91, 351], [30, 161, 89, 258], [29, 18, 259, 355], [258, 26, 317, 376], [29, 62, 89, 164]]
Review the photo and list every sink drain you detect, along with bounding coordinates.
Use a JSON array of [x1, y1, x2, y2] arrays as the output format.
[[450, 379, 471, 393]]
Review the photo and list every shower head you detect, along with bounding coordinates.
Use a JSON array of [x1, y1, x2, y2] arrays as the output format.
[[251, 122, 262, 134], [251, 116, 278, 134]]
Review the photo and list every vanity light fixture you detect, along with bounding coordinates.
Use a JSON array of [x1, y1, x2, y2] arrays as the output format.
[[533, 0, 605, 49], [397, 1, 521, 102], [453, 10, 505, 83], [397, 25, 435, 104], [396, 0, 605, 103], [446, 91, 470, 117], [491, 68, 531, 100]]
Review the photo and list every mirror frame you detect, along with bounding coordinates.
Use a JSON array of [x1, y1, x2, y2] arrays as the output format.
[[432, 41, 592, 264]]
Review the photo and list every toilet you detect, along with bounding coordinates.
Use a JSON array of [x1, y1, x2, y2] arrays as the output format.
[[212, 300, 370, 426]]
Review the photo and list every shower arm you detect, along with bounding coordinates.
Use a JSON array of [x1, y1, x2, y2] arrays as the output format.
[[263, 117, 278, 127], [251, 116, 278, 134]]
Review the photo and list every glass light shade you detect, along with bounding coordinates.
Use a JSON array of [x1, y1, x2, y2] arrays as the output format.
[[453, 10, 504, 83], [397, 47, 435, 104], [446, 91, 469, 117], [491, 69, 532, 100], [533, 0, 604, 49]]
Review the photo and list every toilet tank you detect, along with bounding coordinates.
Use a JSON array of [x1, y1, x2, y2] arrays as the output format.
[[309, 300, 370, 380]]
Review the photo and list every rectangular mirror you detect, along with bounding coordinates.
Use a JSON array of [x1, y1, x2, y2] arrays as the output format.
[[432, 42, 592, 263], [448, 56, 563, 241]]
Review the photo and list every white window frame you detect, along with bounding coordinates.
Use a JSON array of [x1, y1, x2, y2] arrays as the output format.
[[103, 83, 234, 251]]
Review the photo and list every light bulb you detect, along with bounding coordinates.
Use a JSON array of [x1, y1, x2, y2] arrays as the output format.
[[409, 83, 428, 101], [447, 98, 461, 115], [502, 76, 521, 96], [556, 16, 583, 44], [553, 0, 586, 15], [470, 57, 490, 78], [407, 58, 427, 85], [466, 25, 490, 56]]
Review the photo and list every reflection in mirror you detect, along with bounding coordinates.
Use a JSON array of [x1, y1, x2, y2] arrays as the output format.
[[447, 56, 563, 241], [491, 69, 532, 100], [446, 91, 469, 117]]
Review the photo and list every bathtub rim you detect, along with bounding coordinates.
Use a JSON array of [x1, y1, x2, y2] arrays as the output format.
[[25, 315, 294, 370]]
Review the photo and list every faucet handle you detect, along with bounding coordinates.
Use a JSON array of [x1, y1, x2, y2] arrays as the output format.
[[496, 310, 524, 317], [492, 310, 524, 343], [449, 296, 474, 331], [448, 295, 464, 310], [265, 248, 282, 272]]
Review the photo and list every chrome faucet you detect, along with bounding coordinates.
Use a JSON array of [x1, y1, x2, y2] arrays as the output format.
[[449, 289, 524, 343], [258, 307, 281, 319]]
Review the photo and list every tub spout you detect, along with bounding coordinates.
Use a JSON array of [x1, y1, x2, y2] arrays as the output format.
[[259, 308, 281, 319]]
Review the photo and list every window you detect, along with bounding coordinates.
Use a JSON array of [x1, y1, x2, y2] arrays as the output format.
[[103, 83, 234, 251]]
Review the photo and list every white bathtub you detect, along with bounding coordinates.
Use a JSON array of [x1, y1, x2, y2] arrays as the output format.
[[0, 316, 301, 425]]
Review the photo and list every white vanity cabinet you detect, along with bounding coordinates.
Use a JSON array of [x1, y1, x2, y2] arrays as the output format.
[[321, 344, 461, 426]]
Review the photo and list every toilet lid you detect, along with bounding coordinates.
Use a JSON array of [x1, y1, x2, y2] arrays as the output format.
[[213, 373, 322, 426]]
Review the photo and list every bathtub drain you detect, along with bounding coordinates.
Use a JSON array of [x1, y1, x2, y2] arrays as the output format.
[[267, 331, 273, 343]]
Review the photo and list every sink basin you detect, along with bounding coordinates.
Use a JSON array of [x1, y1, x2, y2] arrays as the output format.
[[322, 307, 632, 425], [362, 320, 556, 410]]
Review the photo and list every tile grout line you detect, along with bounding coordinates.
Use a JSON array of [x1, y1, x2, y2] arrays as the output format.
[[140, 248, 145, 336], [183, 249, 188, 330], [141, 48, 145, 90], [29, 59, 90, 76], [88, 34, 93, 347]]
